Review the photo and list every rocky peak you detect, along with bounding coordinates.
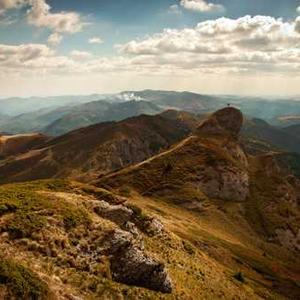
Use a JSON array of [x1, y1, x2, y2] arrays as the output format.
[[197, 107, 243, 139]]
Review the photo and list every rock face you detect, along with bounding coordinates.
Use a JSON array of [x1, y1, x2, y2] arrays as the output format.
[[197, 107, 243, 138], [195, 107, 249, 200], [107, 230, 172, 293], [196, 165, 249, 201]]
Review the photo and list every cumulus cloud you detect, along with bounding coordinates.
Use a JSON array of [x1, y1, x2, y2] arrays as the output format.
[[27, 0, 84, 33], [118, 15, 300, 74], [88, 37, 103, 44], [70, 50, 92, 59], [47, 33, 63, 46], [180, 0, 224, 13], [0, 0, 84, 34], [1, 15, 300, 82]]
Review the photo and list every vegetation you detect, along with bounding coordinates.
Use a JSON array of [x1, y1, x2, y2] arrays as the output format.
[[0, 257, 50, 299]]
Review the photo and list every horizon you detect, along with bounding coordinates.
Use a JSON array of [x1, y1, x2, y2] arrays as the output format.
[[0, 0, 300, 97], [1, 89, 300, 100]]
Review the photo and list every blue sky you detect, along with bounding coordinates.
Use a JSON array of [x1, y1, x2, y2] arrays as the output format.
[[0, 0, 300, 96]]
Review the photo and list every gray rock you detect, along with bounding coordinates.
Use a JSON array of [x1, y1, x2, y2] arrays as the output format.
[[93, 201, 133, 225], [107, 229, 172, 293]]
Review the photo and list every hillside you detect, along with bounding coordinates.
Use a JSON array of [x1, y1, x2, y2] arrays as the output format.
[[0, 114, 193, 183], [242, 118, 300, 154], [43, 100, 164, 136], [283, 124, 300, 139], [94, 107, 300, 298], [3, 179, 297, 299], [0, 133, 49, 159]]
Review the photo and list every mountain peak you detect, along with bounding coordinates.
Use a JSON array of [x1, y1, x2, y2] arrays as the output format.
[[197, 107, 243, 138]]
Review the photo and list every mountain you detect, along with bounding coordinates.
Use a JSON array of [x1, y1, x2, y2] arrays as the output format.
[[0, 113, 194, 183], [272, 115, 300, 127], [0, 94, 105, 116], [0, 100, 164, 136], [0, 107, 299, 299], [242, 118, 300, 154], [43, 100, 164, 136], [94, 107, 300, 298], [121, 90, 225, 112], [121, 91, 300, 122], [283, 124, 300, 139], [1, 90, 300, 137]]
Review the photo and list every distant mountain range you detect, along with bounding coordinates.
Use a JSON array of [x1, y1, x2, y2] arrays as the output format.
[[1, 90, 300, 137]]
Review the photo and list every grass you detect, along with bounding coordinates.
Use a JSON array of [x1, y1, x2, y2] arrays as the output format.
[[0, 257, 51, 299], [0, 179, 91, 239]]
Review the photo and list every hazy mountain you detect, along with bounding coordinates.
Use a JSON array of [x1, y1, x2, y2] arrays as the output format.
[[242, 118, 300, 154], [0, 94, 105, 116], [283, 124, 300, 139], [43, 100, 164, 136], [1, 90, 300, 137]]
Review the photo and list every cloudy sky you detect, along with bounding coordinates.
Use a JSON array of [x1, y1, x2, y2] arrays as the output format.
[[0, 0, 300, 97]]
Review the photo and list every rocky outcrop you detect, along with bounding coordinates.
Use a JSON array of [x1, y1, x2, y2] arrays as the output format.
[[196, 165, 249, 201], [276, 229, 300, 252], [106, 229, 172, 293], [197, 107, 243, 139], [93, 200, 134, 226]]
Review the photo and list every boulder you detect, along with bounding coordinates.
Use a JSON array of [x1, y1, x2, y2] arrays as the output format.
[[107, 229, 172, 293]]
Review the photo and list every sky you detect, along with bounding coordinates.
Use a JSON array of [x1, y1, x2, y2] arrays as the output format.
[[0, 0, 300, 97]]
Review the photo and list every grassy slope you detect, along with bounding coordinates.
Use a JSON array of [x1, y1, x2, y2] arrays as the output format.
[[1, 179, 298, 299]]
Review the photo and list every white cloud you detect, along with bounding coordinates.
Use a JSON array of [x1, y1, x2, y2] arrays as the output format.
[[27, 0, 84, 33], [1, 15, 300, 96], [70, 50, 92, 59], [0, 0, 26, 10], [47, 33, 63, 46], [118, 15, 300, 75], [88, 37, 103, 44], [180, 0, 224, 13]]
